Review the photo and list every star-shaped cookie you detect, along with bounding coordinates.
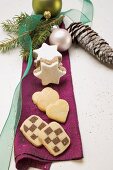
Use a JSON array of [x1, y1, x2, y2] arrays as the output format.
[[33, 43, 62, 65], [33, 61, 66, 85]]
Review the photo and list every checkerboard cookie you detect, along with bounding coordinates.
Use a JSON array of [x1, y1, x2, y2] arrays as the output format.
[[32, 87, 59, 112], [20, 115, 47, 147], [38, 122, 70, 156]]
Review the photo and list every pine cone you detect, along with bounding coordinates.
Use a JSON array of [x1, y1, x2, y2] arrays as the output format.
[[67, 22, 113, 66]]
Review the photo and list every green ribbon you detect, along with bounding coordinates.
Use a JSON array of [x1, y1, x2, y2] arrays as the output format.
[[0, 47, 32, 170], [62, 0, 93, 24], [0, 14, 42, 170], [80, 0, 94, 24], [0, 1, 93, 170]]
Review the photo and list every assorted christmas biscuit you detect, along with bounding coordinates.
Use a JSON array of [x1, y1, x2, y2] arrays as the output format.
[[32, 87, 69, 123], [33, 43, 62, 65], [32, 87, 59, 112], [21, 87, 70, 156], [20, 116, 70, 156], [46, 99, 69, 123], [38, 122, 70, 156], [20, 115, 47, 147], [32, 92, 40, 105], [33, 43, 66, 85], [33, 60, 66, 86]]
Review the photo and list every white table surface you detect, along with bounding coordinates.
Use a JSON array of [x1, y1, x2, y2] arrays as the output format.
[[0, 0, 113, 170]]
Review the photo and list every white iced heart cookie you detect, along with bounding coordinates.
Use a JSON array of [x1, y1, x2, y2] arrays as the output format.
[[32, 87, 59, 112], [46, 99, 69, 123]]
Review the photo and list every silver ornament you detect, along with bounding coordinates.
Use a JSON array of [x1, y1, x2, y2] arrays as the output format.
[[49, 28, 72, 52], [51, 25, 59, 31]]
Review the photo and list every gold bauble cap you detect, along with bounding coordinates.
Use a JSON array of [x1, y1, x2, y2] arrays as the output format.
[[44, 11, 51, 20]]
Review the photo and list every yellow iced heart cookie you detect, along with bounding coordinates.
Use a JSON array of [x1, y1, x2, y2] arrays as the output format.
[[46, 99, 69, 123], [32, 87, 59, 112]]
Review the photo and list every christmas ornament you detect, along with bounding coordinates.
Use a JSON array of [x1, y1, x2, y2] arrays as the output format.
[[49, 28, 72, 52], [51, 25, 59, 31], [32, 0, 62, 17], [67, 22, 113, 65], [44, 11, 51, 20], [33, 43, 62, 67]]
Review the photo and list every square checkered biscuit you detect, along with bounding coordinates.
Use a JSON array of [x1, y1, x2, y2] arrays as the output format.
[[38, 122, 70, 156], [20, 115, 47, 147]]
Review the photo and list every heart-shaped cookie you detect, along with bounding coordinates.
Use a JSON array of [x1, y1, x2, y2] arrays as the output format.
[[32, 92, 40, 105], [46, 99, 69, 123], [32, 87, 59, 112]]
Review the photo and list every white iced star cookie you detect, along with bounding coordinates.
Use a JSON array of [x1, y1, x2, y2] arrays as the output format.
[[33, 43, 62, 66], [33, 60, 66, 86]]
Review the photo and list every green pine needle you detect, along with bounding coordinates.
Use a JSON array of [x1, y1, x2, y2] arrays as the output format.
[[36, 15, 64, 31], [32, 29, 51, 49], [1, 12, 28, 33], [13, 12, 29, 25], [0, 35, 19, 52], [1, 20, 18, 33], [20, 48, 29, 61]]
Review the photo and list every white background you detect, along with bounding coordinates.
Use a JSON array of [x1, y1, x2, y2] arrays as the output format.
[[0, 0, 113, 170]]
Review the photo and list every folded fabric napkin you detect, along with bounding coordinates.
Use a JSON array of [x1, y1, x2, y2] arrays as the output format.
[[14, 48, 83, 170]]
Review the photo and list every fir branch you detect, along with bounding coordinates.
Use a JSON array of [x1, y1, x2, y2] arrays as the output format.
[[0, 30, 30, 53], [20, 48, 29, 61], [1, 20, 18, 33], [20, 30, 51, 60], [0, 35, 19, 52], [1, 13, 28, 33], [32, 29, 51, 49], [36, 15, 64, 31], [0, 28, 33, 53], [13, 12, 29, 25]]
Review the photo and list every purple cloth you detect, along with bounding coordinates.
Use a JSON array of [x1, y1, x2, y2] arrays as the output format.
[[14, 50, 83, 170]]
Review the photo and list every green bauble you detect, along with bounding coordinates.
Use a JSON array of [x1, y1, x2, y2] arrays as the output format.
[[32, 0, 62, 17]]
